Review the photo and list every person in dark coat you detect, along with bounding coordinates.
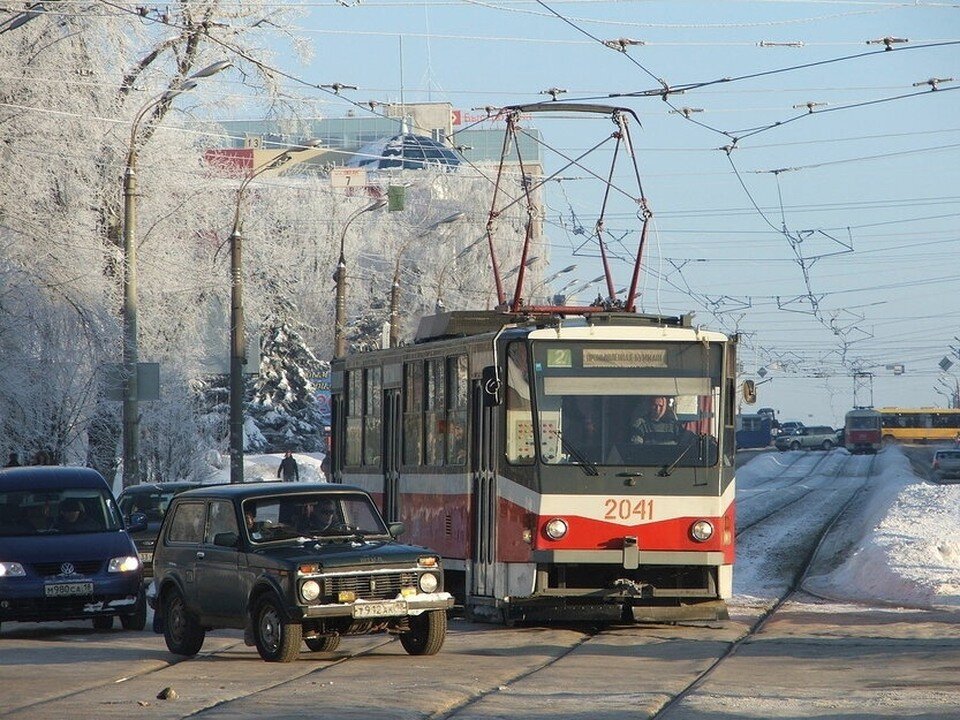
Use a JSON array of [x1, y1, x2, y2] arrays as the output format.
[[277, 451, 299, 482], [5, 452, 20, 467]]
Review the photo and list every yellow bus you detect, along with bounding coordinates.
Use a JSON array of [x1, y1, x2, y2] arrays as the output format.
[[878, 407, 960, 444]]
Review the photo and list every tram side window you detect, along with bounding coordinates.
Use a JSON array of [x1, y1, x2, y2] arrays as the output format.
[[345, 371, 363, 467], [363, 367, 382, 466], [403, 362, 424, 465], [446, 355, 468, 465], [505, 342, 534, 465], [425, 358, 446, 465]]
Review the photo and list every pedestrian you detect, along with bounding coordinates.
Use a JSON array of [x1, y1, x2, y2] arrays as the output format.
[[277, 451, 299, 482], [5, 451, 20, 467]]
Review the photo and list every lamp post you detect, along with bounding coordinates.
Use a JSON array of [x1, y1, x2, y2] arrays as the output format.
[[334, 198, 388, 357], [227, 142, 318, 484], [432, 234, 487, 312], [121, 61, 230, 488], [388, 212, 464, 347]]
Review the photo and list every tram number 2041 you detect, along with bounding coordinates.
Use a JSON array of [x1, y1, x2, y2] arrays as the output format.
[[603, 498, 654, 521]]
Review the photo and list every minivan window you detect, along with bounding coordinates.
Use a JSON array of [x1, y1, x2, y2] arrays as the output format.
[[0, 489, 120, 536]]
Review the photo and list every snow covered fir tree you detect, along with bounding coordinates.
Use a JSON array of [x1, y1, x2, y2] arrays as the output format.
[[247, 295, 329, 454]]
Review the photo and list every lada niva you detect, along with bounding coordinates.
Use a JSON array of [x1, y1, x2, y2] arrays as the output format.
[[149, 482, 453, 662]]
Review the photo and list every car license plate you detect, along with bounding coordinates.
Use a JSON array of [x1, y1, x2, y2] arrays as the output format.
[[352, 600, 405, 618], [44, 582, 94, 597], [138, 552, 153, 564]]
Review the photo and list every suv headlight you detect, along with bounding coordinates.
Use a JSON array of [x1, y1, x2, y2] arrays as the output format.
[[418, 572, 439, 593], [300, 580, 321, 602], [108, 556, 140, 573], [0, 561, 26, 577]]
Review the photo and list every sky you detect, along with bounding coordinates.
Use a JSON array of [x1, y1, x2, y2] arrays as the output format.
[[237, 0, 960, 427]]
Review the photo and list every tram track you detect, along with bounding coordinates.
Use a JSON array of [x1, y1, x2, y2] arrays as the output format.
[[648, 453, 878, 719]]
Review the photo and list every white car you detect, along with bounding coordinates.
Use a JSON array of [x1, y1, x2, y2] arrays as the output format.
[[932, 449, 960, 482]]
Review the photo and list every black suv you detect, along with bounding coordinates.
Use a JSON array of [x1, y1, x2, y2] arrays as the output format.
[[117, 481, 201, 579], [149, 482, 453, 662]]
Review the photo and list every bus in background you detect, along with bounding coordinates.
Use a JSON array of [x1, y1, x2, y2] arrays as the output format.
[[878, 407, 960, 444], [736, 413, 773, 449], [843, 407, 881, 454]]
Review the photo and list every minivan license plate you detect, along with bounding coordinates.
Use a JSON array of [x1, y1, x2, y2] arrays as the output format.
[[352, 600, 404, 618], [45, 582, 93, 597]]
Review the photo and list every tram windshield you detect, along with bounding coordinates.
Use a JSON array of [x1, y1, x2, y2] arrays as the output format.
[[507, 341, 723, 468]]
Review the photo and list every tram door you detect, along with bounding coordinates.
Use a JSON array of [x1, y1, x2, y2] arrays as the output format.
[[382, 388, 401, 522], [470, 381, 498, 598]]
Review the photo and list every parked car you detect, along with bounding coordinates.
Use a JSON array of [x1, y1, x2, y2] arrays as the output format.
[[0, 466, 146, 633], [117, 481, 201, 579], [149, 482, 454, 662], [774, 425, 837, 451], [777, 421, 805, 436], [931, 449, 960, 482]]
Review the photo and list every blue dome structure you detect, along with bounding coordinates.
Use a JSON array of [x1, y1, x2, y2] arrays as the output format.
[[346, 133, 463, 171]]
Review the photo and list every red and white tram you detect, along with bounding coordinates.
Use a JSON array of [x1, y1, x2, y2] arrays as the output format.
[[844, 407, 882, 454], [330, 309, 737, 622], [330, 103, 737, 622]]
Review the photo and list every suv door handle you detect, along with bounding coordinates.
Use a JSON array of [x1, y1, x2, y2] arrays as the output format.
[[196, 551, 205, 560]]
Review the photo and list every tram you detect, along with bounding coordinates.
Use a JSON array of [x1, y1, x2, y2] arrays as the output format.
[[330, 103, 738, 623], [843, 407, 881, 454]]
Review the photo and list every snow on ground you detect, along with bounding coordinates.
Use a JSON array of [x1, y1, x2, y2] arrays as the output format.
[[204, 452, 328, 485], [737, 445, 960, 610]]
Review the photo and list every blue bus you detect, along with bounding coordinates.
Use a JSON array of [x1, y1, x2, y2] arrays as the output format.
[[736, 413, 773, 449]]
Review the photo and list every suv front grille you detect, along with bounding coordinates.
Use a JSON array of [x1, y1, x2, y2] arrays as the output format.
[[32, 560, 104, 577], [326, 571, 418, 601]]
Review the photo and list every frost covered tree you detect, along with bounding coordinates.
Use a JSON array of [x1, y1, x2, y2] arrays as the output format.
[[248, 291, 327, 453], [0, 3, 534, 485], [0, 1, 316, 483]]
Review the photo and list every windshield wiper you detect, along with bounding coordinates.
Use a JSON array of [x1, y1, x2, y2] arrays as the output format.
[[658, 434, 703, 477], [554, 428, 599, 476]]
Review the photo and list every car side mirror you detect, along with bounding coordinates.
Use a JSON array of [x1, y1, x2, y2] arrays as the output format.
[[388, 521, 405, 538], [127, 512, 148, 533], [213, 531, 239, 548], [481, 366, 502, 407]]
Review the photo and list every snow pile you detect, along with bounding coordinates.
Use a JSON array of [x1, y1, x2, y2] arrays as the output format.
[[805, 446, 960, 609], [741, 445, 960, 609]]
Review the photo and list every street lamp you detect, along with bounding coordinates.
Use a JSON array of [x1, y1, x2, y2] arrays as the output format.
[[524, 264, 576, 305], [121, 61, 230, 488], [388, 212, 464, 347], [334, 198, 388, 357], [227, 142, 318, 485], [434, 234, 488, 311]]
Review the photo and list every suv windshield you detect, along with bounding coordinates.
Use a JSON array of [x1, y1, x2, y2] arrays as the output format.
[[242, 493, 389, 543], [118, 488, 184, 523], [0, 489, 122, 536]]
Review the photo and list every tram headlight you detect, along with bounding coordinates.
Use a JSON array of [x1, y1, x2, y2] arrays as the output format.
[[300, 580, 321, 602], [690, 520, 714, 542], [418, 572, 439, 593], [544, 518, 568, 540]]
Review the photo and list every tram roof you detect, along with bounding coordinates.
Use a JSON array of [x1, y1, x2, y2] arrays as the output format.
[[414, 309, 695, 344]]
